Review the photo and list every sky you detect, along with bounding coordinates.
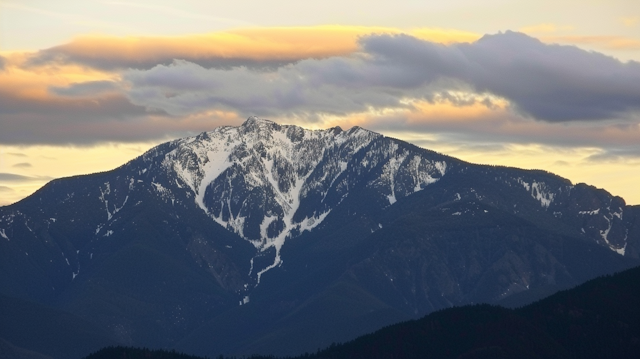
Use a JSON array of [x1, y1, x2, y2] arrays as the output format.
[[1, 0, 639, 206]]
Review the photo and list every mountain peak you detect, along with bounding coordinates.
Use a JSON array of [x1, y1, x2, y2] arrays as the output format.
[[241, 116, 277, 129], [160, 117, 447, 283]]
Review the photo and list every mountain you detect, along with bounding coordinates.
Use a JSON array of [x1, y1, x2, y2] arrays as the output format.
[[0, 294, 115, 359], [1, 117, 639, 358], [84, 264, 640, 359], [302, 264, 640, 359]]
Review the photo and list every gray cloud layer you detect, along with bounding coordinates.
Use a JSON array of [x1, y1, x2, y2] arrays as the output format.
[[123, 31, 640, 123], [4, 31, 640, 148], [50, 80, 119, 97], [28, 47, 296, 71], [0, 173, 52, 182]]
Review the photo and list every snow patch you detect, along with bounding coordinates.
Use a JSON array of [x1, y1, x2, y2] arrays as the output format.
[[259, 215, 278, 240], [518, 178, 555, 208], [380, 151, 407, 206], [517, 178, 531, 191], [531, 182, 555, 208], [298, 211, 331, 233], [613, 210, 623, 220], [434, 161, 447, 176], [600, 215, 612, 243], [615, 243, 627, 256], [0, 228, 9, 241], [99, 183, 128, 221]]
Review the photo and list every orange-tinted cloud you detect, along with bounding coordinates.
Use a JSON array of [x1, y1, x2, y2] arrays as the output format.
[[26, 26, 480, 70], [0, 52, 116, 100], [3, 27, 640, 150]]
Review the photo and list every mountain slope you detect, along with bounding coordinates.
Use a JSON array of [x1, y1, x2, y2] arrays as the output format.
[[1, 117, 639, 357], [306, 264, 640, 359], [0, 294, 115, 359], [85, 264, 640, 359]]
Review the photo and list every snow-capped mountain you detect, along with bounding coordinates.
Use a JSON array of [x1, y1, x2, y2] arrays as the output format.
[[161, 117, 447, 282], [0, 117, 638, 358]]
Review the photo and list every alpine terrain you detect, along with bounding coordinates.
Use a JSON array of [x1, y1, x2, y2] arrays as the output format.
[[1, 117, 639, 358]]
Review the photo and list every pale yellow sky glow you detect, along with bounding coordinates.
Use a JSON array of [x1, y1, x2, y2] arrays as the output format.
[[1, 1, 639, 206], [0, 142, 162, 206]]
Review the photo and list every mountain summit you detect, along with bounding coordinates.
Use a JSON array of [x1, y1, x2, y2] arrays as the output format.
[[1, 118, 639, 358], [162, 117, 446, 282]]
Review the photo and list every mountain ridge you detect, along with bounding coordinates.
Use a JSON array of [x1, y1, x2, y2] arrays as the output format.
[[1, 117, 639, 358], [83, 264, 640, 359]]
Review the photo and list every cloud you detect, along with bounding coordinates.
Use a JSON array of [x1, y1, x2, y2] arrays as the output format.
[[12, 163, 32, 168], [553, 160, 571, 167], [0, 56, 5, 71], [454, 32, 640, 122], [0, 186, 15, 193], [540, 35, 640, 51], [49, 80, 119, 97], [122, 31, 640, 124], [359, 32, 640, 122], [25, 26, 479, 71], [3, 29, 640, 147], [585, 148, 640, 163], [0, 173, 52, 182], [0, 82, 180, 144]]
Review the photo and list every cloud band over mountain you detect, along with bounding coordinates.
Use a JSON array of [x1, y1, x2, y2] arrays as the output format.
[[1, 29, 639, 149]]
